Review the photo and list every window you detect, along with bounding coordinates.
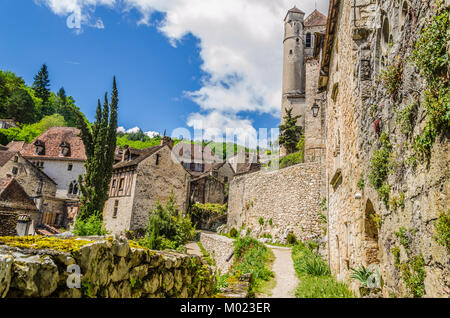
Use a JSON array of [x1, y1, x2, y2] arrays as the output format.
[[68, 181, 79, 195], [305, 33, 312, 48], [60, 142, 70, 157], [289, 49, 293, 55], [14, 156, 19, 163], [224, 177, 229, 184], [112, 179, 117, 188], [34, 140, 45, 155], [113, 200, 119, 218], [68, 164, 73, 171], [296, 38, 299, 43], [156, 154, 160, 166], [119, 178, 125, 191], [12, 167, 18, 175]]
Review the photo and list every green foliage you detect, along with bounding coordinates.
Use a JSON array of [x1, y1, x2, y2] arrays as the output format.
[[391, 246, 401, 266], [73, 211, 109, 237], [139, 192, 197, 251], [357, 177, 365, 190], [190, 203, 227, 220], [350, 265, 374, 288], [378, 61, 403, 96], [258, 217, 264, 226], [232, 237, 274, 293], [286, 232, 297, 245], [72, 78, 118, 220], [32, 64, 51, 105], [396, 102, 417, 135], [434, 210, 450, 252], [369, 132, 393, 206], [395, 227, 411, 252], [369, 213, 382, 230], [292, 243, 354, 298], [410, 2, 450, 155], [390, 193, 406, 211], [197, 241, 216, 266], [398, 254, 426, 298], [268, 218, 273, 226], [229, 227, 239, 238], [279, 107, 303, 154], [116, 133, 163, 150]]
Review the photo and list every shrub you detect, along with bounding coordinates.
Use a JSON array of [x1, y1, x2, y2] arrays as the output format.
[[279, 151, 304, 169], [258, 217, 264, 226], [434, 210, 450, 252], [139, 192, 197, 251], [286, 232, 297, 245], [232, 237, 274, 293], [398, 254, 426, 298], [229, 227, 239, 238], [378, 62, 403, 96], [73, 211, 108, 236], [369, 132, 392, 190]]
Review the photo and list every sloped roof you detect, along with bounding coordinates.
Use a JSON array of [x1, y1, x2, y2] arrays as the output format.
[[20, 127, 86, 161], [113, 145, 164, 169], [304, 9, 327, 27], [289, 6, 305, 14], [6, 141, 25, 152], [0, 151, 16, 167], [0, 178, 39, 212]]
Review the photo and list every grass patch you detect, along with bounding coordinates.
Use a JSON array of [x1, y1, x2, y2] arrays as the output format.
[[232, 236, 275, 296], [292, 242, 355, 298]]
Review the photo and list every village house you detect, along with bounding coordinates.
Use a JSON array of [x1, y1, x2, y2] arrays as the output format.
[[172, 142, 222, 175], [0, 178, 39, 236], [189, 161, 235, 205], [103, 137, 191, 235], [0, 119, 17, 130]]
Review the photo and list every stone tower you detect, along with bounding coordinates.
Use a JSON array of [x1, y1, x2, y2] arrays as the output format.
[[281, 6, 307, 156]]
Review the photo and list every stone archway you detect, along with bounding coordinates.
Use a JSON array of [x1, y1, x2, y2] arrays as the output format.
[[364, 199, 380, 264]]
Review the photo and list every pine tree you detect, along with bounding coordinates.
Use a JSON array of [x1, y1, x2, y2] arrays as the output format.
[[279, 107, 303, 154], [70, 77, 118, 220], [32, 64, 51, 104], [57, 87, 67, 105]]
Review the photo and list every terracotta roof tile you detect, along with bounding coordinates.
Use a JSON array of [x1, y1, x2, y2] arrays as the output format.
[[6, 141, 25, 152], [20, 127, 86, 161], [113, 145, 164, 169], [304, 9, 327, 27], [0, 151, 16, 167]]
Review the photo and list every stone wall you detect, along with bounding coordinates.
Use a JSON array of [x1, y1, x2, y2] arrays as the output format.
[[199, 232, 234, 274], [0, 213, 17, 236], [0, 237, 215, 298], [323, 0, 449, 298], [227, 163, 325, 243]]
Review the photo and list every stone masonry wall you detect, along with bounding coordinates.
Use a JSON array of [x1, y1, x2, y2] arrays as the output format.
[[227, 163, 325, 243], [0, 237, 215, 298], [325, 0, 449, 297], [199, 231, 234, 275]]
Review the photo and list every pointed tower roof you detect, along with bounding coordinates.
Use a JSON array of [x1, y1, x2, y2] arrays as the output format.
[[285, 6, 305, 21], [304, 9, 327, 27]]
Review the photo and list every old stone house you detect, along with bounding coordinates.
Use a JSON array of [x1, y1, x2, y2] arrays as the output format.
[[316, 0, 449, 297], [16, 127, 86, 201], [190, 162, 234, 205], [0, 149, 67, 232], [103, 138, 191, 235], [0, 178, 39, 236], [0, 119, 17, 130]]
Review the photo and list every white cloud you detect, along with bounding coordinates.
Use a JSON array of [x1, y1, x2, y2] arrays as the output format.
[[38, 0, 329, 146], [145, 131, 160, 138], [118, 126, 160, 138]]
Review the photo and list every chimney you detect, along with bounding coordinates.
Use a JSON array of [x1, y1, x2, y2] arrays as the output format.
[[122, 145, 129, 162], [160, 136, 174, 149]]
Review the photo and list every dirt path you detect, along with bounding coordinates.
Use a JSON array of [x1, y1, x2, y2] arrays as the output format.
[[262, 246, 298, 298]]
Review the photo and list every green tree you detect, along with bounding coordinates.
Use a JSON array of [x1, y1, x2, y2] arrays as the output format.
[[70, 77, 119, 220], [57, 87, 67, 105], [279, 107, 303, 154], [6, 88, 35, 123], [32, 64, 51, 105]]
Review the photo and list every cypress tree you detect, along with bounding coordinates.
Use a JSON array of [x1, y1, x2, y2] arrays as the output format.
[[279, 107, 303, 154], [58, 87, 67, 105], [70, 77, 118, 220], [32, 64, 51, 104]]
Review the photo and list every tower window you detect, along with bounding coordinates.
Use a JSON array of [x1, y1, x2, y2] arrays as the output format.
[[68, 164, 73, 171], [306, 33, 312, 48], [113, 200, 119, 218], [289, 49, 293, 55]]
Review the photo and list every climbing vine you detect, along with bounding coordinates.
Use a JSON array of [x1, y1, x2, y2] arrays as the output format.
[[410, 1, 450, 155], [369, 132, 393, 206]]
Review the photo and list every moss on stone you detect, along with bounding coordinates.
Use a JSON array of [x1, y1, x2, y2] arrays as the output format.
[[0, 236, 94, 254]]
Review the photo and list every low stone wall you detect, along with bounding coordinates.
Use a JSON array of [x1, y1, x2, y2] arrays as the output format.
[[199, 232, 234, 275], [227, 163, 325, 243], [0, 213, 17, 236], [0, 237, 215, 298]]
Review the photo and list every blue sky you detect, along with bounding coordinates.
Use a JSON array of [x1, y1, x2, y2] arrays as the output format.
[[0, 0, 329, 147]]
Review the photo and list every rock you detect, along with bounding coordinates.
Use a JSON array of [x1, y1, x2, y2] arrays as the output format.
[[0, 254, 13, 298], [112, 237, 130, 258], [11, 253, 59, 297], [143, 275, 159, 294], [130, 265, 148, 281], [111, 257, 129, 282], [55, 231, 76, 238], [163, 272, 174, 292], [174, 269, 183, 291]]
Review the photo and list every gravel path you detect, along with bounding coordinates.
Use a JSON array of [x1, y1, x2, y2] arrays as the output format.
[[263, 246, 299, 298]]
